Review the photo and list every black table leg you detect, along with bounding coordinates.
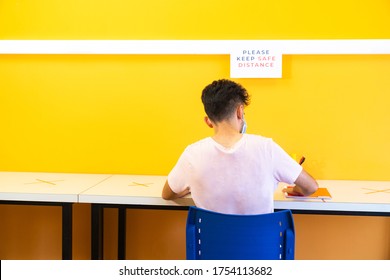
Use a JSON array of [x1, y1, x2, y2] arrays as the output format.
[[91, 204, 104, 259], [61, 203, 73, 260], [118, 206, 127, 260]]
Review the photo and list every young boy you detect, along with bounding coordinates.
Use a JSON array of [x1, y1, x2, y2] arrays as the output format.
[[162, 79, 318, 214]]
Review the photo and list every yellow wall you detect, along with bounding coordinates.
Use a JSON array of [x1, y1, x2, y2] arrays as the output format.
[[1, 0, 389, 40], [0, 0, 389, 259]]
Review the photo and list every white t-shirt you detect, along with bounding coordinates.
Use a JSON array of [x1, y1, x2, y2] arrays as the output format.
[[168, 134, 302, 214]]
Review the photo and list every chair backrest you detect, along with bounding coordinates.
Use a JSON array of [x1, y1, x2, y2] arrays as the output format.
[[186, 206, 295, 260]]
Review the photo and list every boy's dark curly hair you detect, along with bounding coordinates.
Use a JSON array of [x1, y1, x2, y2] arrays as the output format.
[[201, 79, 250, 122]]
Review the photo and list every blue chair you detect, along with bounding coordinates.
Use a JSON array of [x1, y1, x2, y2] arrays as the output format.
[[186, 206, 295, 260]]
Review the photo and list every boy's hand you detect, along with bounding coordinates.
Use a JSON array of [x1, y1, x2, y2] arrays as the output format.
[[283, 186, 304, 196]]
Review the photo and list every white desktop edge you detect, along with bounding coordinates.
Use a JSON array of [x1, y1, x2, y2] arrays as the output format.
[[0, 193, 78, 203], [274, 200, 390, 213], [78, 194, 193, 207]]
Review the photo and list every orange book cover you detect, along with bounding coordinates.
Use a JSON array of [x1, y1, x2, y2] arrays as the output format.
[[284, 187, 332, 200]]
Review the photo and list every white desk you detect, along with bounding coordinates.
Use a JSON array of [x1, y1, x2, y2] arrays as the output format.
[[0, 172, 111, 202], [2, 172, 389, 260], [275, 180, 390, 215], [79, 174, 191, 206], [0, 171, 111, 259], [78, 174, 192, 259], [79, 175, 390, 259], [79, 175, 390, 214]]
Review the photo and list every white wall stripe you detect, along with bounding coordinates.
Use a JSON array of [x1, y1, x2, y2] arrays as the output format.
[[0, 40, 390, 55]]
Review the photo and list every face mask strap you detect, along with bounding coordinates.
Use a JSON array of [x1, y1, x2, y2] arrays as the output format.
[[241, 118, 247, 134]]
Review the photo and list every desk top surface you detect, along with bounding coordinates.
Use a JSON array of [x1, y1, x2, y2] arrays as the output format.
[[78, 174, 190, 207], [78, 174, 390, 214], [274, 180, 390, 213], [1, 172, 390, 213], [0, 172, 110, 203]]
